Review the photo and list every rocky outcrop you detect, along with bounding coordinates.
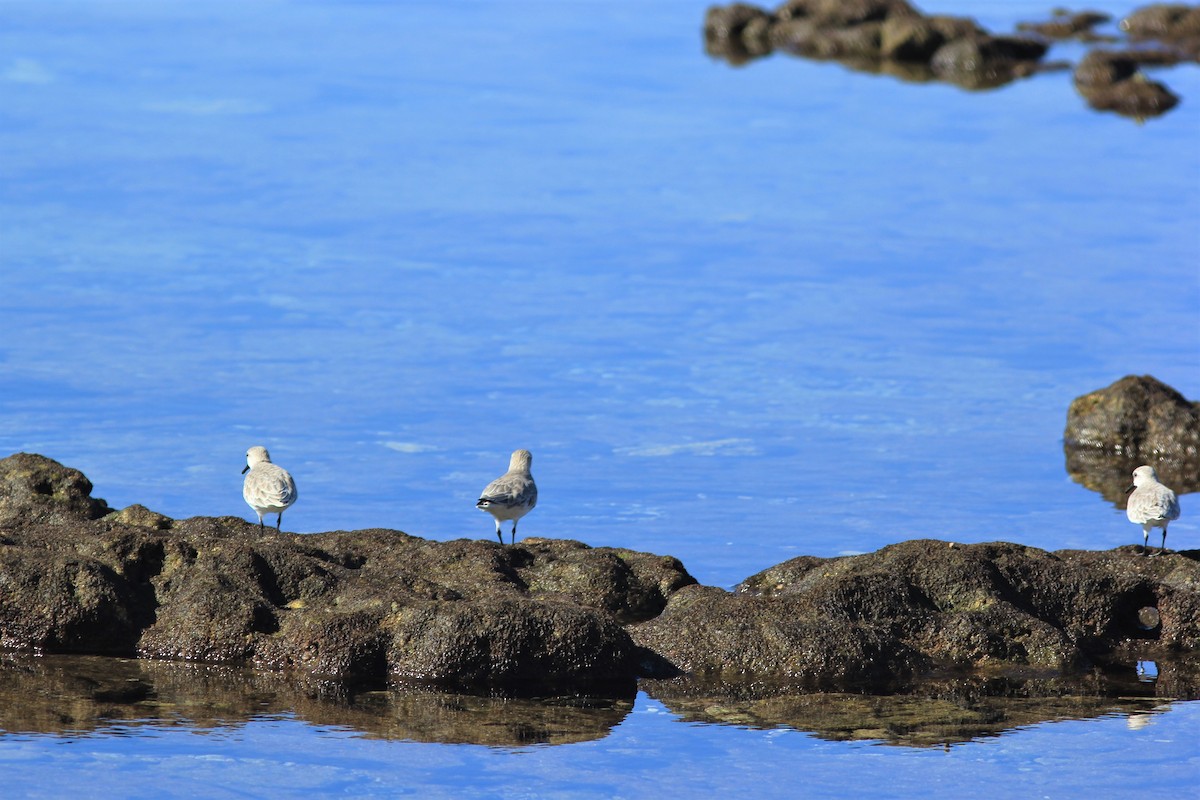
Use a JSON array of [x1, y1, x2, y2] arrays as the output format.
[[632, 540, 1200, 688], [704, 2, 1199, 118], [2, 452, 1198, 698], [0, 453, 694, 696], [705, 0, 1051, 88], [1064, 375, 1200, 502], [1073, 50, 1180, 118]]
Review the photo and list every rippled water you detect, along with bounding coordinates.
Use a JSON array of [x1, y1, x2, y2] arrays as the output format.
[[1, 0, 1198, 795]]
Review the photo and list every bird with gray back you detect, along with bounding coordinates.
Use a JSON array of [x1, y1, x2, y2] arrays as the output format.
[[1126, 465, 1180, 553], [476, 449, 537, 545], [242, 446, 298, 530]]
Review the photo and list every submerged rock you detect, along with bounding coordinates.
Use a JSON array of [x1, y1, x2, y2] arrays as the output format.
[[1064, 375, 1200, 502]]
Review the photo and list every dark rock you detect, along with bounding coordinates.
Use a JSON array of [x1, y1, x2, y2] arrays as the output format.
[[5, 453, 1200, 696], [776, 0, 918, 27], [0, 452, 112, 524], [630, 583, 929, 689], [704, 3, 775, 63], [1064, 375, 1200, 500], [106, 504, 173, 530], [0, 454, 696, 696], [930, 35, 1049, 88], [631, 540, 1200, 687], [1121, 3, 1200, 41], [1073, 52, 1182, 118], [1017, 10, 1113, 40], [701, 2, 1194, 117], [879, 15, 949, 61]]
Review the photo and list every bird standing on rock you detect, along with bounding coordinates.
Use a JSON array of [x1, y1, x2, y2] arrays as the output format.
[[477, 449, 537, 545], [1126, 465, 1180, 553], [242, 446, 297, 530]]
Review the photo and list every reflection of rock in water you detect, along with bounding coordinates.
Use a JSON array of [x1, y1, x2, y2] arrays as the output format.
[[643, 665, 1199, 747], [703, 1, 1197, 119], [0, 654, 632, 746], [1064, 375, 1200, 504]]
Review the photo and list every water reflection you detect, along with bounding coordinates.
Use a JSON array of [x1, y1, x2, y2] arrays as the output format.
[[4, 653, 1197, 749], [643, 658, 1200, 747], [1064, 447, 1199, 507], [0, 654, 631, 746]]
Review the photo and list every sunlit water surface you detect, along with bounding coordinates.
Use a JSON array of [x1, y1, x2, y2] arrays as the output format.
[[1, 0, 1198, 795]]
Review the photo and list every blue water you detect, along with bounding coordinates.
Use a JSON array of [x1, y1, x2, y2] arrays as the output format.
[[2, 695, 1199, 799], [1, 0, 1198, 795]]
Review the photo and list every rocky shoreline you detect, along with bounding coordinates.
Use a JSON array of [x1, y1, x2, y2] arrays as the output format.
[[1, 375, 1197, 698], [0, 490, 1190, 697]]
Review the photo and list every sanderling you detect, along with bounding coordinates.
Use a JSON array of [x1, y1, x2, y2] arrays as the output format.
[[476, 449, 537, 545], [1126, 465, 1180, 553], [242, 446, 298, 530]]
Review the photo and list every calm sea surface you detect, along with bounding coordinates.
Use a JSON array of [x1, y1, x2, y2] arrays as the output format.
[[1, 0, 1198, 796]]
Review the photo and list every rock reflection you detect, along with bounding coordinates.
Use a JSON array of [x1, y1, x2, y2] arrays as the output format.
[[0, 654, 632, 746], [643, 659, 1200, 747]]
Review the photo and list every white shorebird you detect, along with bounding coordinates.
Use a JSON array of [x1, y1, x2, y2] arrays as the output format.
[[1126, 465, 1180, 553], [476, 449, 537, 545], [242, 446, 298, 530]]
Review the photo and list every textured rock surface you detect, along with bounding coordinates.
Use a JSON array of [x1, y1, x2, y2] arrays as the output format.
[[632, 540, 1200, 687], [703, 1, 1197, 118], [3, 452, 1199, 696], [0, 453, 694, 696]]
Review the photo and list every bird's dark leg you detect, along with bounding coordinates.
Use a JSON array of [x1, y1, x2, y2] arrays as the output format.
[[511, 521, 517, 546], [1161, 527, 1168, 553], [277, 514, 282, 530], [495, 522, 504, 545], [1143, 528, 1149, 555]]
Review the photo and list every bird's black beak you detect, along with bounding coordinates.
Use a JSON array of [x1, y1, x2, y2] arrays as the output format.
[[242, 465, 250, 474], [1125, 483, 1135, 494]]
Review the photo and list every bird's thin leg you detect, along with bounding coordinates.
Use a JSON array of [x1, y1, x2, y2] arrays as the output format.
[[495, 520, 504, 545], [511, 520, 517, 546], [277, 514, 282, 530], [1143, 527, 1150, 554], [1161, 526, 1168, 553]]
